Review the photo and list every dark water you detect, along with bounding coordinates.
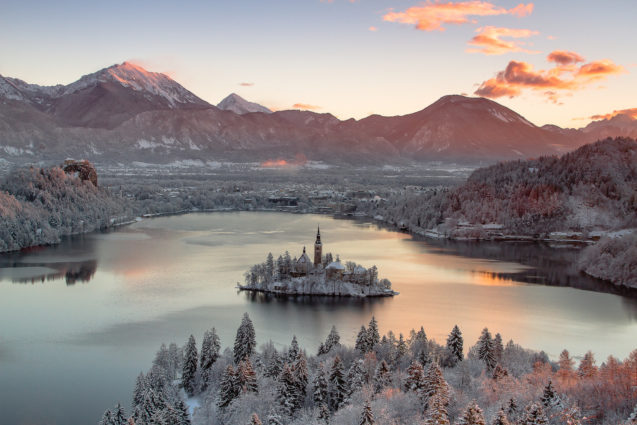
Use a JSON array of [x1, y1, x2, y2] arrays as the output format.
[[0, 212, 635, 425]]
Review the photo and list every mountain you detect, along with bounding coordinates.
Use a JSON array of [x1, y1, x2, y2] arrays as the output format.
[[1, 62, 635, 166], [0, 62, 211, 129], [217, 93, 272, 115]]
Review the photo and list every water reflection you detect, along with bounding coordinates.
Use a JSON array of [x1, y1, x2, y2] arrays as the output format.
[[240, 289, 391, 308]]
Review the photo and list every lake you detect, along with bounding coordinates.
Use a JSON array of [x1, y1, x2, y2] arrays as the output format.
[[0, 212, 636, 425]]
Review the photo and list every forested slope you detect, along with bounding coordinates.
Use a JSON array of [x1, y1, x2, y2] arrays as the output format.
[[0, 165, 129, 252]]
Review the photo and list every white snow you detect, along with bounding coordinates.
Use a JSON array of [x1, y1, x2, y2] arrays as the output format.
[[135, 139, 162, 149]]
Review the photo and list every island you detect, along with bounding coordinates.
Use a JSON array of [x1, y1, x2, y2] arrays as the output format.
[[237, 227, 397, 297]]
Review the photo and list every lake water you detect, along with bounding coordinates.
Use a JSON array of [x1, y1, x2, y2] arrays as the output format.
[[1, 212, 636, 425]]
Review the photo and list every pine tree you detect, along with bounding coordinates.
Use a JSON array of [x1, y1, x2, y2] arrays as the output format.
[[200, 327, 220, 391], [577, 351, 597, 378], [493, 333, 504, 363], [506, 398, 518, 422], [421, 363, 450, 408], [418, 349, 431, 367], [182, 334, 198, 397], [287, 335, 300, 363], [373, 360, 391, 393], [292, 352, 308, 405], [100, 409, 114, 425], [217, 365, 239, 409], [424, 393, 450, 425], [265, 350, 283, 378], [278, 363, 300, 417], [323, 325, 341, 353], [132, 372, 147, 409], [477, 328, 496, 371], [238, 359, 259, 394], [541, 381, 556, 407], [492, 408, 510, 425], [359, 400, 375, 425], [355, 325, 368, 352], [234, 313, 257, 364], [318, 402, 330, 424], [113, 403, 126, 425], [317, 342, 327, 356], [135, 388, 167, 425], [346, 358, 366, 398], [266, 253, 274, 282], [313, 363, 329, 405], [520, 402, 548, 425], [446, 325, 463, 366], [404, 360, 426, 392], [556, 349, 575, 381], [175, 400, 191, 425], [367, 317, 380, 351], [328, 355, 347, 411], [397, 333, 408, 358], [249, 413, 263, 425], [457, 400, 486, 425]]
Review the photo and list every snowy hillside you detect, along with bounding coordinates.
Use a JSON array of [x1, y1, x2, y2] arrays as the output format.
[[217, 93, 272, 114]]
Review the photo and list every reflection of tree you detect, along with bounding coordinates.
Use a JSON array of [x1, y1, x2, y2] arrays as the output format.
[[240, 289, 390, 308], [12, 260, 98, 285]]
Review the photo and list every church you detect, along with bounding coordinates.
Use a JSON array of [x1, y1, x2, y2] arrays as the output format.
[[293, 226, 323, 276]]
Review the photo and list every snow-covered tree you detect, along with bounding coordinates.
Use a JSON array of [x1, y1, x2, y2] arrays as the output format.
[[446, 325, 463, 366], [288, 335, 300, 363], [200, 327, 220, 391], [404, 360, 426, 393], [113, 403, 126, 425], [425, 393, 450, 425], [477, 328, 496, 371], [355, 325, 368, 352], [556, 349, 575, 381], [313, 363, 329, 405], [328, 356, 347, 411], [132, 373, 147, 410], [182, 335, 198, 397], [278, 363, 300, 417], [346, 358, 366, 397], [238, 359, 258, 394], [491, 408, 510, 425], [367, 317, 380, 351], [318, 403, 330, 424], [540, 380, 556, 407], [373, 360, 391, 393], [234, 313, 257, 364], [100, 409, 114, 425], [456, 400, 486, 425], [422, 362, 450, 408], [292, 353, 308, 406], [323, 326, 341, 354], [520, 402, 548, 425], [493, 333, 504, 363], [266, 253, 274, 282], [577, 351, 597, 378], [217, 365, 239, 409], [359, 400, 375, 425]]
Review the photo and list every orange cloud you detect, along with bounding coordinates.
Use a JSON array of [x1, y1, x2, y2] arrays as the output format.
[[547, 50, 584, 65], [292, 103, 321, 110], [369, 26, 378, 32], [475, 52, 624, 102], [239, 82, 254, 87], [589, 107, 637, 121], [383, 1, 534, 32], [467, 26, 539, 55]]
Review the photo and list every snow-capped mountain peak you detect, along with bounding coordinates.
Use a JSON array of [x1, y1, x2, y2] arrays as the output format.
[[217, 93, 272, 115]]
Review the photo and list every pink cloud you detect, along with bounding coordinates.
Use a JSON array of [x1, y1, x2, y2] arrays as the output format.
[[475, 52, 625, 102], [292, 103, 321, 111], [467, 26, 539, 55], [383, 1, 534, 32]]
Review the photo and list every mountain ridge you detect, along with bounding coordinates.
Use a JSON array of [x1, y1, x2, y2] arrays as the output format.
[[1, 62, 636, 165]]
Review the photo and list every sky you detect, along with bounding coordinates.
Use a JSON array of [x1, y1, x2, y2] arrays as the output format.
[[1, 0, 636, 127]]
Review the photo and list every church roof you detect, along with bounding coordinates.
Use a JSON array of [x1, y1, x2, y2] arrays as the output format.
[[326, 261, 345, 270], [354, 265, 367, 274]]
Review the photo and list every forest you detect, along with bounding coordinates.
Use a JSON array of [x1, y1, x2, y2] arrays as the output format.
[[0, 165, 129, 252], [99, 313, 637, 425]]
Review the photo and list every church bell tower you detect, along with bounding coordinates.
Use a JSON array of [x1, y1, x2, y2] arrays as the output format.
[[314, 225, 322, 268]]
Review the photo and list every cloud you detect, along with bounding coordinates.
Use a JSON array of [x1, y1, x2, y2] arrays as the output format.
[[239, 82, 254, 87], [467, 26, 539, 55], [475, 52, 624, 102], [292, 103, 321, 110], [369, 26, 378, 32], [547, 50, 584, 66], [382, 1, 534, 32], [589, 107, 637, 121]]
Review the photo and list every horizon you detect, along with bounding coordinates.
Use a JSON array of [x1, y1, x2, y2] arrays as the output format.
[[1, 0, 635, 128]]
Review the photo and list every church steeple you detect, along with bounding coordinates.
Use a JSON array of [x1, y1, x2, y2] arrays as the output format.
[[314, 225, 322, 267]]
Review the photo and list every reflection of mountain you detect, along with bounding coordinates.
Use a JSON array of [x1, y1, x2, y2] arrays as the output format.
[[419, 238, 637, 297], [12, 260, 98, 285]]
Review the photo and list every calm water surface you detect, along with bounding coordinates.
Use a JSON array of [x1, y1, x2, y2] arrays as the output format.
[[1, 212, 636, 425]]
